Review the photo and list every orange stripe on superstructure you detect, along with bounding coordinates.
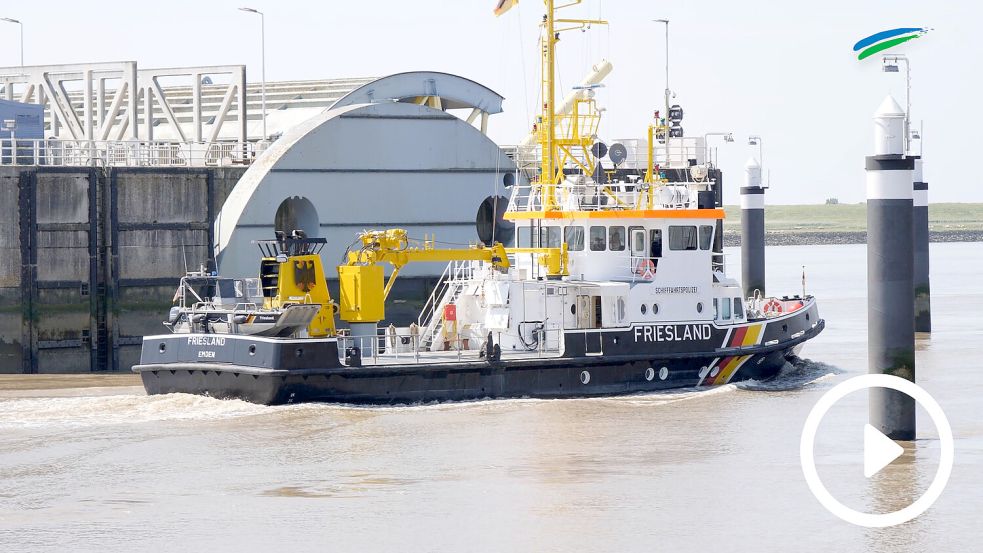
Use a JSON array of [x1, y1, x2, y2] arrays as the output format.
[[503, 208, 726, 221]]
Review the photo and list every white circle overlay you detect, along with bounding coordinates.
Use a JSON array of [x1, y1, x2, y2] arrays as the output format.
[[799, 374, 954, 528]]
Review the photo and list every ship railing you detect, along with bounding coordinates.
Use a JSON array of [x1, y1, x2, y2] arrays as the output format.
[[624, 253, 727, 282], [627, 255, 661, 283], [506, 181, 703, 213], [0, 138, 269, 167], [417, 260, 453, 331], [336, 326, 564, 367], [336, 330, 476, 366], [502, 136, 716, 173], [416, 260, 479, 351]]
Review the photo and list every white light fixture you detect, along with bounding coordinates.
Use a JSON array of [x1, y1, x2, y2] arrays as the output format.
[[0, 17, 23, 67], [881, 55, 912, 153], [748, 135, 764, 182], [703, 132, 735, 166]]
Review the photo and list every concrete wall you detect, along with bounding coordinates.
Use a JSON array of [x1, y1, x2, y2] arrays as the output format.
[[0, 170, 22, 372], [0, 162, 466, 373], [0, 166, 247, 374]]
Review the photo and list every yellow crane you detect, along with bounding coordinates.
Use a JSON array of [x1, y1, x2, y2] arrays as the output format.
[[254, 229, 569, 338], [338, 229, 568, 325]]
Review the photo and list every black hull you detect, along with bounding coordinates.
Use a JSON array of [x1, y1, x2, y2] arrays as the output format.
[[136, 323, 820, 405], [135, 299, 824, 405]]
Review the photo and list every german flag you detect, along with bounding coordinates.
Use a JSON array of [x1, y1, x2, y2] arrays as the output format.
[[494, 0, 518, 16]]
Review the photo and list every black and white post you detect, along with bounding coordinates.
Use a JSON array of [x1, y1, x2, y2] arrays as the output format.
[[867, 96, 916, 440], [740, 157, 766, 298], [912, 157, 931, 332]]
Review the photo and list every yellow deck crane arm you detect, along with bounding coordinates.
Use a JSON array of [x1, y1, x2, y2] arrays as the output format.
[[338, 229, 511, 324]]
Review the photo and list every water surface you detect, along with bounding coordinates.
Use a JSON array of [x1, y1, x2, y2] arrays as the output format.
[[1, 242, 980, 552]]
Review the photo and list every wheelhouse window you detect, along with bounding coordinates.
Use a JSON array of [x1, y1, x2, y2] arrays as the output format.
[[734, 298, 744, 319], [608, 226, 626, 251], [517, 226, 531, 248], [699, 225, 714, 250], [629, 226, 646, 253], [589, 226, 606, 251], [669, 225, 699, 251], [650, 229, 663, 259], [564, 226, 585, 251], [537, 226, 561, 248], [721, 296, 732, 320]]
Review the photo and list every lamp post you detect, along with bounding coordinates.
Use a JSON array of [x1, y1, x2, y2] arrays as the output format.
[[703, 132, 734, 166], [653, 19, 670, 116], [239, 7, 266, 140], [654, 19, 670, 151], [882, 55, 911, 153], [0, 17, 23, 67]]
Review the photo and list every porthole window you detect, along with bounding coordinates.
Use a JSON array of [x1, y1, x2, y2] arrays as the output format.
[[697, 302, 704, 314], [645, 367, 655, 381], [580, 370, 591, 384], [659, 366, 669, 380], [158, 343, 166, 354], [652, 303, 659, 315], [641, 304, 647, 315], [248, 344, 257, 356], [571, 304, 577, 315]]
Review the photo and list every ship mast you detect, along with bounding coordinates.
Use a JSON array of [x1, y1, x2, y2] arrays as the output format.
[[541, 0, 558, 209], [542, 1, 607, 210], [500, 0, 604, 211]]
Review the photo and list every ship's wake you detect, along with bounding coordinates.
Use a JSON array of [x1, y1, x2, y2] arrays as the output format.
[[736, 357, 842, 392], [0, 358, 843, 427], [0, 393, 286, 429]]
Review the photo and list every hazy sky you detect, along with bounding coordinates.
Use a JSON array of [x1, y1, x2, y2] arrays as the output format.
[[0, 0, 978, 204]]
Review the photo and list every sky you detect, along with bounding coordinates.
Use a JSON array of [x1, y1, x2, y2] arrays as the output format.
[[0, 0, 979, 205]]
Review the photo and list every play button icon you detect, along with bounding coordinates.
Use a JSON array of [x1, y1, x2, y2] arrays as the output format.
[[863, 423, 904, 478], [800, 374, 954, 527]]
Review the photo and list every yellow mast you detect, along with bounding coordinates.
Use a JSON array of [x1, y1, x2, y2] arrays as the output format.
[[540, 1, 607, 211], [542, 0, 557, 209], [498, 1, 605, 211]]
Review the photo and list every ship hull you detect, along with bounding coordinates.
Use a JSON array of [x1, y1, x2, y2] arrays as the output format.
[[138, 347, 796, 405], [135, 317, 823, 405]]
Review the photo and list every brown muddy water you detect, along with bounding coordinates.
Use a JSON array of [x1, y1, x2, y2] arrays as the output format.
[[0, 242, 980, 552]]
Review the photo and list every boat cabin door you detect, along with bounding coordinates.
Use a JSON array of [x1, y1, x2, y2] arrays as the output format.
[[576, 295, 595, 329], [577, 295, 603, 355], [630, 227, 653, 278]]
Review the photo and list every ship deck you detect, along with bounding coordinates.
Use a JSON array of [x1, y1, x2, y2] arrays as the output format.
[[348, 348, 564, 367]]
